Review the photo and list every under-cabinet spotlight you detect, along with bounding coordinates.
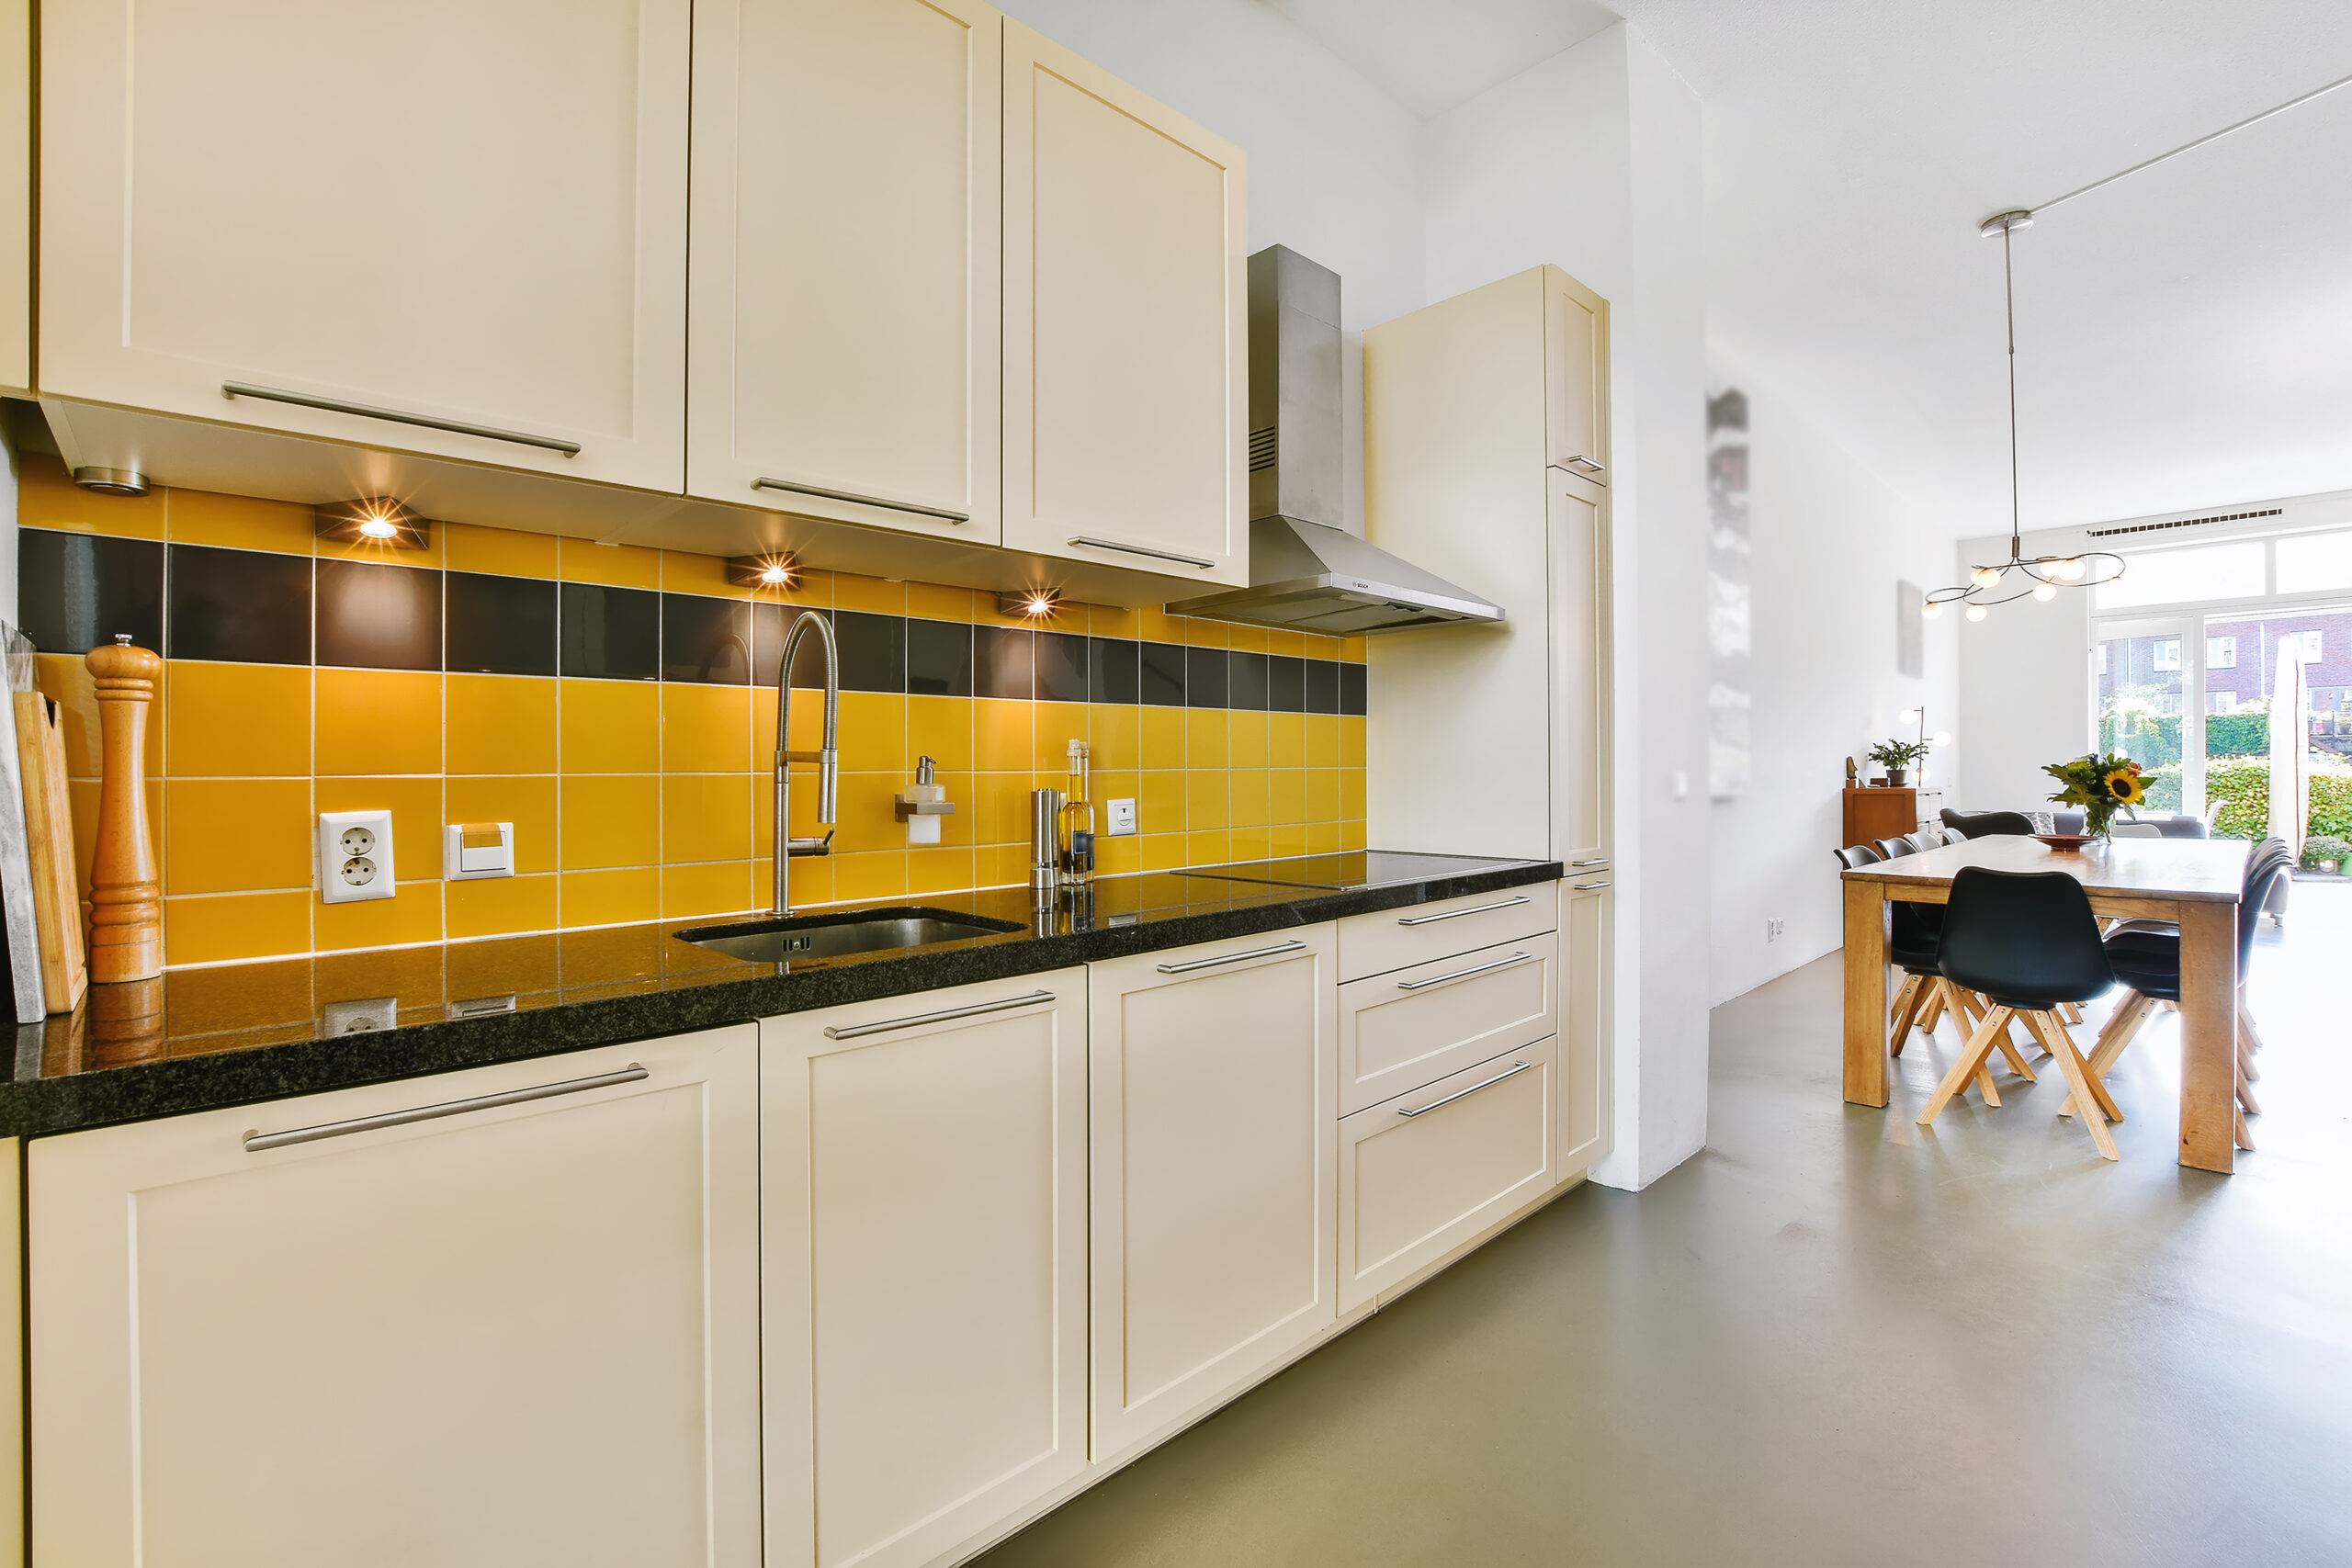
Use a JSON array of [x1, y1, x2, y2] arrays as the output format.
[[313, 497, 430, 549], [727, 554, 803, 590], [998, 589, 1060, 620]]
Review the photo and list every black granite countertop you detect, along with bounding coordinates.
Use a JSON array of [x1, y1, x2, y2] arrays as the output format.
[[4, 852, 1560, 1140]]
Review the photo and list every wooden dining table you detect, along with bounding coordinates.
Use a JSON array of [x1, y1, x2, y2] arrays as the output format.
[[1841, 834, 2252, 1173]]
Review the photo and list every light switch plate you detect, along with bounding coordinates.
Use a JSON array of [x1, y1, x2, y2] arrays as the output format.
[[445, 821, 516, 880], [1106, 797, 1137, 836], [319, 810, 395, 904]]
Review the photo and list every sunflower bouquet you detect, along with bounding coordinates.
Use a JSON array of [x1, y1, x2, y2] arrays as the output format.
[[2041, 750, 2146, 840]]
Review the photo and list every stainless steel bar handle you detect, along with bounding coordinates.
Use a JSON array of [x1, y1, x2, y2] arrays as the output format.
[[1572, 879, 1612, 892], [822, 988, 1057, 1041], [1565, 455, 1607, 476], [244, 1064, 649, 1152], [1396, 950, 1534, 992], [1396, 896, 1531, 928], [1568, 857, 1610, 869], [1155, 939, 1310, 975], [1396, 1060, 1533, 1118], [754, 477, 968, 525], [220, 381, 582, 457], [1065, 536, 1217, 570]]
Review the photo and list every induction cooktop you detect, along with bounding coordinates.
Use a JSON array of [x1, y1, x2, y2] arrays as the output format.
[[1175, 851, 1540, 893]]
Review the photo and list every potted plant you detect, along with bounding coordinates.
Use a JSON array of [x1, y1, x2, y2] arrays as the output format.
[[1867, 738, 1929, 787], [2041, 750, 2146, 841], [2302, 834, 2349, 875]]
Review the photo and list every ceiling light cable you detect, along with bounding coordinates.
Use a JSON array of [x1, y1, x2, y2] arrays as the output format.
[[2030, 67, 2352, 217]]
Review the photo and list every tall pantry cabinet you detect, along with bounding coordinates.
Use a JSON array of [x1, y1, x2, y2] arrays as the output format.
[[1363, 264, 1615, 1180]]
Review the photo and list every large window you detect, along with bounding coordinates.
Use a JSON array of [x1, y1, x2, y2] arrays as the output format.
[[2208, 635, 2236, 669]]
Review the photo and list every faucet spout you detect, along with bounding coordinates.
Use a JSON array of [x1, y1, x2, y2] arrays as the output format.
[[773, 609, 841, 917]]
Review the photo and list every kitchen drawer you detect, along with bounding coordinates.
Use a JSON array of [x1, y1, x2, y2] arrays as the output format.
[[1337, 935, 1555, 1116], [1337, 1037, 1556, 1314], [1339, 881, 1558, 982]]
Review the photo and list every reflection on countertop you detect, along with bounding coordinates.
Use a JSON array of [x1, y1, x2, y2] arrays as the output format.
[[8, 853, 1553, 1139]]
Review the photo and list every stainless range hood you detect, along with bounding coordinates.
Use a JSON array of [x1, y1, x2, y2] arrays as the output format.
[[1166, 247, 1504, 635]]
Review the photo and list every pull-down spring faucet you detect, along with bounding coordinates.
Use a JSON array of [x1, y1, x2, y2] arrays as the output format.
[[772, 609, 839, 916]]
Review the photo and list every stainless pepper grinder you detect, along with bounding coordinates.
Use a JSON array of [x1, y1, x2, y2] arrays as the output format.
[[1030, 786, 1064, 895]]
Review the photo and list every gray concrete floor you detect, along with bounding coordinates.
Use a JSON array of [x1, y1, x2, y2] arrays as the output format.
[[978, 882, 2352, 1567]]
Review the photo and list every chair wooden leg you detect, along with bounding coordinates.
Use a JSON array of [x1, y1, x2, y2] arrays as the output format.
[[2059, 1001, 2083, 1026], [2030, 1010, 2122, 1123], [1952, 987, 2037, 1081], [1887, 974, 1926, 1056], [2238, 998, 2266, 1055], [2035, 1010, 2120, 1162], [1917, 1005, 2014, 1127], [2233, 1107, 2256, 1152], [1917, 979, 1948, 1034], [2063, 992, 2156, 1120]]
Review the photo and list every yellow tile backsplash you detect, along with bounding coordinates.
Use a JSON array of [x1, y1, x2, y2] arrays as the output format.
[[21, 459, 1370, 966]]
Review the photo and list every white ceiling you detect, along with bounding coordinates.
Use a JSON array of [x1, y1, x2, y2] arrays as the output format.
[[1277, 0, 2352, 537], [1260, 0, 1620, 119]]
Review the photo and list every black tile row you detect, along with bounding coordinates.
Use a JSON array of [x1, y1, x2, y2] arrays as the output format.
[[12, 531, 1368, 711]]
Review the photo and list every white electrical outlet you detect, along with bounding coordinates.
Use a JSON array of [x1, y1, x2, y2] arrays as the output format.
[[1766, 918, 1785, 942], [1106, 797, 1137, 836], [320, 809, 396, 904]]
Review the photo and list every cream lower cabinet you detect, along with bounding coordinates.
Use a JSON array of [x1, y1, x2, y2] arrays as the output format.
[[40, 0, 689, 490], [1552, 466, 1611, 870], [1087, 929, 1338, 1459], [28, 1030, 763, 1568], [1558, 881, 1614, 1176], [762, 975, 1090, 1568], [1002, 21, 1248, 587], [1338, 1036, 1559, 1314]]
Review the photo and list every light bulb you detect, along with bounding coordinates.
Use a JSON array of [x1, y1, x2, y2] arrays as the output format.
[[1931, 731, 1952, 747], [1965, 603, 1988, 623], [358, 515, 398, 540], [1920, 600, 1941, 620], [760, 562, 792, 584], [2033, 581, 2057, 602], [1971, 565, 2001, 588], [2053, 557, 2086, 581], [1026, 595, 1054, 616]]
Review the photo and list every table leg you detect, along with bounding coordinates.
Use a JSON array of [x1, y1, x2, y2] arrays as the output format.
[[2177, 900, 2239, 1174], [1844, 880, 1889, 1107]]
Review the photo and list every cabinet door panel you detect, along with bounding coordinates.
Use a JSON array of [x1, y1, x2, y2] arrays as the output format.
[[763, 976, 1087, 1568], [690, 0, 1001, 541], [30, 1031, 761, 1568], [1339, 1036, 1557, 1313], [1559, 885, 1613, 1176], [1089, 929, 1336, 1458], [1003, 22, 1247, 586], [1544, 268, 1607, 480], [1, 0, 25, 396], [40, 0, 688, 488], [1551, 468, 1609, 866]]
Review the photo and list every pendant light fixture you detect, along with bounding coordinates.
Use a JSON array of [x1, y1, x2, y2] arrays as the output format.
[[1923, 209, 2121, 623]]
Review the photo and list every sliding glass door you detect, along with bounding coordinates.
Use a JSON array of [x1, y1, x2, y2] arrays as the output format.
[[2093, 617, 2197, 818]]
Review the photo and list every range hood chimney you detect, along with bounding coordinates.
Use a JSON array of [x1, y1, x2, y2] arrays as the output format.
[[1166, 247, 1504, 635]]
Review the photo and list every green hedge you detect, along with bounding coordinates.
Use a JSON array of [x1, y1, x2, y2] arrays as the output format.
[[2200, 755, 2352, 840], [2098, 707, 2273, 770]]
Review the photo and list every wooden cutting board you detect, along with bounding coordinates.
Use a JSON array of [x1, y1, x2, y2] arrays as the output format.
[[15, 691, 87, 1013]]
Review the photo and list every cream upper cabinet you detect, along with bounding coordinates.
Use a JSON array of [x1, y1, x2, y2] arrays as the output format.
[[1088, 928, 1337, 1459], [689, 0, 1002, 543], [1552, 466, 1611, 868], [762, 976, 1088, 1568], [1, 0, 26, 396], [38, 0, 689, 490], [1003, 21, 1248, 587], [1559, 883, 1613, 1176], [1544, 266, 1609, 482], [28, 1030, 762, 1568]]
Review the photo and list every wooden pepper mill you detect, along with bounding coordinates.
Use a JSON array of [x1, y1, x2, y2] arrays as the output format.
[[86, 635, 164, 983]]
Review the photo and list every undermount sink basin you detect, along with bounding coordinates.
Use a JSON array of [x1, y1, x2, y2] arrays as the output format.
[[675, 907, 1024, 964]]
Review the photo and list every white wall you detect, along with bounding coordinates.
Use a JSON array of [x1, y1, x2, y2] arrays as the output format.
[[1000, 0, 1425, 535], [1422, 25, 1713, 1190], [1705, 355, 1960, 1004], [1954, 525, 2095, 814]]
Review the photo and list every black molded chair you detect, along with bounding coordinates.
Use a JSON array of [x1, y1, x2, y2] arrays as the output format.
[[2084, 840, 2292, 1153], [1917, 867, 2120, 1159], [1853, 839, 2035, 1074], [1940, 808, 2036, 840], [1872, 833, 1924, 861], [1834, 843, 1883, 871]]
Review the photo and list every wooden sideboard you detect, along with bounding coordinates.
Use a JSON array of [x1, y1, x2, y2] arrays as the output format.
[[1841, 786, 1918, 849]]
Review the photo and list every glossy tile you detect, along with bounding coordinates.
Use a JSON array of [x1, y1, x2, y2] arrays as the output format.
[[164, 889, 311, 964], [757, 603, 836, 689], [164, 660, 311, 777], [560, 775, 660, 869], [662, 592, 753, 684], [164, 778, 311, 895], [446, 873, 560, 940], [557, 536, 660, 590], [905, 581, 972, 621], [1227, 649, 1268, 711], [907, 617, 974, 696], [1227, 710, 1269, 769], [832, 573, 907, 615], [839, 692, 908, 774], [445, 572, 558, 677], [1306, 659, 1340, 716], [1185, 647, 1227, 708], [1185, 708, 1227, 769], [976, 698, 1033, 773], [17, 454, 166, 538], [315, 881, 446, 953], [661, 682, 751, 773], [444, 522, 560, 579], [316, 559, 443, 671], [316, 669, 441, 775], [662, 773, 754, 863], [1035, 631, 1089, 703], [559, 677, 659, 773], [1188, 771, 1231, 829], [1340, 662, 1368, 716], [167, 544, 312, 664], [1269, 712, 1306, 770], [1033, 703, 1089, 773], [1141, 705, 1187, 770], [976, 625, 1034, 701], [1089, 637, 1140, 705], [907, 846, 977, 897], [560, 866, 660, 928], [662, 860, 754, 920], [559, 581, 660, 682], [446, 775, 560, 874], [836, 611, 907, 694], [18, 529, 165, 657], [1091, 705, 1142, 771], [1267, 654, 1306, 714], [908, 694, 975, 773], [447, 674, 557, 773], [832, 850, 907, 902], [1140, 640, 1187, 706]]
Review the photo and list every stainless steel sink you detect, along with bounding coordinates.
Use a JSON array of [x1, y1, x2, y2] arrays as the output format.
[[675, 907, 1024, 964]]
